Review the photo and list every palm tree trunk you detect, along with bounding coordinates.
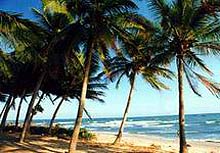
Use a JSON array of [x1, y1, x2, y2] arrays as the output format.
[[76, 97, 93, 120], [0, 95, 13, 132], [28, 112, 35, 133], [68, 43, 93, 153], [0, 102, 7, 120], [113, 73, 136, 144], [27, 92, 45, 133], [20, 72, 46, 143], [48, 96, 65, 134], [177, 58, 187, 153], [15, 90, 26, 129]]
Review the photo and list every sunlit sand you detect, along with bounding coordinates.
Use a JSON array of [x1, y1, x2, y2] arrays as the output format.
[[1, 132, 219, 153]]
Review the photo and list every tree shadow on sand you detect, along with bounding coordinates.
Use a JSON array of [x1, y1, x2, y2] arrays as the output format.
[[0, 134, 63, 153], [0, 134, 174, 153]]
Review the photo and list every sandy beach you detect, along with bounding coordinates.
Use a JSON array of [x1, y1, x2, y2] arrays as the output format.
[[0, 132, 219, 153]]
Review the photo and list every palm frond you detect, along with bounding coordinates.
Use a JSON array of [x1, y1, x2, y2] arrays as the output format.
[[147, 0, 170, 20], [31, 8, 53, 32], [183, 65, 202, 96], [0, 10, 45, 46], [184, 51, 213, 75], [142, 73, 169, 90], [193, 42, 220, 56], [195, 73, 220, 98]]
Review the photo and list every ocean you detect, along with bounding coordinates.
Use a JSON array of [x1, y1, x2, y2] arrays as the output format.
[[32, 113, 220, 140]]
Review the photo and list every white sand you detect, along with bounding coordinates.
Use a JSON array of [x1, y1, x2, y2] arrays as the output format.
[[0, 132, 219, 152], [94, 131, 220, 153]]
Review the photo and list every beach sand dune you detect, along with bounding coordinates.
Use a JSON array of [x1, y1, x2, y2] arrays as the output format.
[[0, 132, 219, 153]]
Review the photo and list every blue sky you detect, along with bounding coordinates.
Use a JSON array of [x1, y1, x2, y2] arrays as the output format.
[[1, 0, 220, 120]]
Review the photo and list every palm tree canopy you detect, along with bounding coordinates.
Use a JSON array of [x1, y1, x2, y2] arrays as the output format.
[[102, 13, 174, 90], [0, 10, 46, 49], [147, 0, 220, 97]]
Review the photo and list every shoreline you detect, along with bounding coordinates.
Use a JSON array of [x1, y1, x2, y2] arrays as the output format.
[[93, 131, 220, 153], [94, 130, 220, 143]]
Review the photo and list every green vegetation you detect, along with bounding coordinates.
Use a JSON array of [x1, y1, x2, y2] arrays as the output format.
[[78, 128, 96, 140], [1, 0, 220, 153], [2, 125, 95, 140]]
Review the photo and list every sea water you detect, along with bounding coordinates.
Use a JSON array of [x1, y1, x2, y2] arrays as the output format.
[[32, 113, 220, 140]]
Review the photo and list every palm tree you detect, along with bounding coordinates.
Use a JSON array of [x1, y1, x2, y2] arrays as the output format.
[[103, 17, 173, 143], [48, 96, 66, 134], [0, 10, 49, 141], [148, 1, 220, 152], [1, 2, 73, 140], [19, 0, 76, 142], [45, 51, 107, 134], [0, 51, 35, 132], [20, 71, 46, 142], [63, 1, 138, 151]]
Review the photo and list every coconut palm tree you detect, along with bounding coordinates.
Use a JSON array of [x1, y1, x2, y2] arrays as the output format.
[[62, 0, 138, 151], [103, 16, 174, 143], [19, 0, 78, 142], [0, 9, 49, 140], [148, 0, 220, 152], [20, 1, 85, 142], [1, 1, 85, 140], [45, 51, 107, 134], [1, 2, 73, 141]]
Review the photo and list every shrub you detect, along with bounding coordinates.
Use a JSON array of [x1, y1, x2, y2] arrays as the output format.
[[30, 126, 48, 135], [3, 125, 95, 141], [78, 128, 96, 140]]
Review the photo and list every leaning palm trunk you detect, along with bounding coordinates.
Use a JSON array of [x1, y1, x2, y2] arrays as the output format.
[[69, 43, 93, 152], [113, 73, 136, 144], [48, 96, 65, 134], [20, 72, 46, 143], [177, 57, 187, 153], [0, 95, 13, 132], [27, 92, 45, 132], [15, 90, 26, 129], [0, 102, 7, 120]]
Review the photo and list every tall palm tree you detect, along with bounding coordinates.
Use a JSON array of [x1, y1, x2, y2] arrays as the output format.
[[148, 0, 220, 152], [63, 1, 138, 151], [104, 17, 173, 143], [0, 10, 49, 141], [19, 0, 78, 142]]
